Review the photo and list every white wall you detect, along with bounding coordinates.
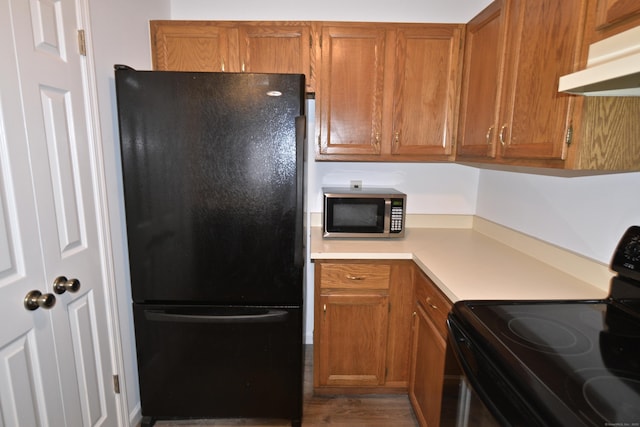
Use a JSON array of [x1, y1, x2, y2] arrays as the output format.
[[476, 170, 640, 264], [87, 0, 170, 423]]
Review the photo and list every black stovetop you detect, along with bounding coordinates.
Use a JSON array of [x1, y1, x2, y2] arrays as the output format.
[[449, 226, 640, 426], [453, 290, 640, 426]]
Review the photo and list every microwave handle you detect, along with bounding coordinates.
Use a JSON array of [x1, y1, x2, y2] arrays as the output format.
[[384, 199, 391, 233]]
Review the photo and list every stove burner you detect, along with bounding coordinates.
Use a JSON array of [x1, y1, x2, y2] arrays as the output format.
[[504, 314, 593, 355], [568, 368, 640, 424]]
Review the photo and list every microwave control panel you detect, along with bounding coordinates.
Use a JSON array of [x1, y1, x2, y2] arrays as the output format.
[[390, 199, 404, 233]]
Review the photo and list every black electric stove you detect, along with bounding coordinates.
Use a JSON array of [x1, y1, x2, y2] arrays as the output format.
[[447, 226, 640, 426]]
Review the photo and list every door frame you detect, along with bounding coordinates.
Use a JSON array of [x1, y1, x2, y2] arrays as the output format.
[[75, 0, 129, 424]]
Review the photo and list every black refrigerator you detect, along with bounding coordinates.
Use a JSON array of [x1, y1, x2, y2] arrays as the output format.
[[114, 66, 306, 427]]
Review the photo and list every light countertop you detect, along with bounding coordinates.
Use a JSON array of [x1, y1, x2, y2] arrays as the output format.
[[309, 221, 611, 303]]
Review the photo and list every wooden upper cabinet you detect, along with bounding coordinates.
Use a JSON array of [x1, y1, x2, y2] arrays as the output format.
[[391, 25, 464, 158], [592, 0, 640, 41], [316, 24, 387, 157], [456, 0, 507, 160], [315, 22, 464, 161], [150, 21, 236, 72], [150, 21, 314, 91], [237, 24, 313, 91], [457, 0, 640, 172], [497, 0, 588, 163]]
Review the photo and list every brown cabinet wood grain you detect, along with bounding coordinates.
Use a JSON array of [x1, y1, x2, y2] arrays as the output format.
[[410, 304, 447, 427], [497, 0, 587, 164], [390, 26, 464, 159], [456, 0, 506, 160], [456, 0, 640, 172], [315, 22, 464, 161], [592, 0, 640, 41], [150, 21, 315, 92], [317, 291, 389, 387], [315, 24, 387, 158], [409, 266, 452, 427], [151, 21, 237, 72], [237, 23, 312, 80], [313, 260, 414, 393]]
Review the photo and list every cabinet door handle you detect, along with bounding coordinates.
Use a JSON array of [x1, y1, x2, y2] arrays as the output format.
[[323, 304, 327, 313], [346, 274, 365, 280], [499, 124, 508, 146], [426, 297, 438, 310], [485, 126, 494, 145], [221, 59, 225, 72]]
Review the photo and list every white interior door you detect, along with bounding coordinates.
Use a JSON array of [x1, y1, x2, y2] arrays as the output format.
[[0, 0, 117, 425]]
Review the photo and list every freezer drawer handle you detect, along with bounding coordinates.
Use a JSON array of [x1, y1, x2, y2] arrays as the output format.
[[145, 309, 289, 324]]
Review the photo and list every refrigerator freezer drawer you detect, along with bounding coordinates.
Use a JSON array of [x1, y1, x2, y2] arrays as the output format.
[[133, 304, 303, 424]]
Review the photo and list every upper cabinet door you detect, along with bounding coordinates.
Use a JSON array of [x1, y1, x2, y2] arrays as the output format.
[[316, 24, 387, 157], [238, 24, 313, 91], [498, 0, 589, 162], [593, 0, 640, 40], [150, 21, 238, 72], [456, 0, 507, 160], [390, 25, 464, 159]]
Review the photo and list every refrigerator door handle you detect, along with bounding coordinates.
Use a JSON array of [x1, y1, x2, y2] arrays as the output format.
[[294, 115, 306, 269], [144, 309, 289, 324]]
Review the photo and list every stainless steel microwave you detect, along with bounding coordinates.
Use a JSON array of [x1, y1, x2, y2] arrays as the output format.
[[322, 187, 406, 238]]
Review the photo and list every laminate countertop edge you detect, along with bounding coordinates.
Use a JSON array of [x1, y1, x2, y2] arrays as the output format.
[[309, 219, 611, 303]]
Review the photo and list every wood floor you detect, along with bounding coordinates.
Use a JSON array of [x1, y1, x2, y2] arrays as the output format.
[[155, 345, 419, 427]]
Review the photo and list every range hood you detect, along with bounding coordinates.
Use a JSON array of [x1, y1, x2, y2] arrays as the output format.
[[559, 25, 640, 96]]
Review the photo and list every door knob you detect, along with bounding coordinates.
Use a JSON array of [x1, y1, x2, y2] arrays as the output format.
[[24, 290, 56, 311], [53, 276, 81, 294]]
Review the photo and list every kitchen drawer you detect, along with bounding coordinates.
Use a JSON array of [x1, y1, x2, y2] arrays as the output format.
[[319, 263, 391, 290], [414, 269, 451, 338]]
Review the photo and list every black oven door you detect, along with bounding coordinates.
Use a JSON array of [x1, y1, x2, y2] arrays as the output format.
[[444, 314, 548, 427], [440, 341, 500, 427], [325, 197, 385, 233]]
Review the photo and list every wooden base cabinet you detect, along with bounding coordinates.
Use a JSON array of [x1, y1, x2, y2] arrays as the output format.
[[313, 260, 414, 393], [409, 266, 453, 427]]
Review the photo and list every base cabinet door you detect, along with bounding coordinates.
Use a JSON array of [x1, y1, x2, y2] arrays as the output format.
[[409, 304, 447, 427], [409, 266, 453, 427], [313, 260, 414, 393], [317, 292, 389, 387]]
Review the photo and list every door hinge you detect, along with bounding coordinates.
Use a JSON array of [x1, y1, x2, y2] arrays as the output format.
[[565, 124, 573, 147], [113, 375, 121, 394], [77, 29, 87, 56]]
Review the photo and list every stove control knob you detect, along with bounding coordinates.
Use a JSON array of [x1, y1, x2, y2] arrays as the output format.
[[623, 236, 640, 262]]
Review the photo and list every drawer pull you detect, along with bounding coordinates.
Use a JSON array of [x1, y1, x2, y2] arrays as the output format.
[[346, 274, 365, 280], [426, 297, 438, 310]]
